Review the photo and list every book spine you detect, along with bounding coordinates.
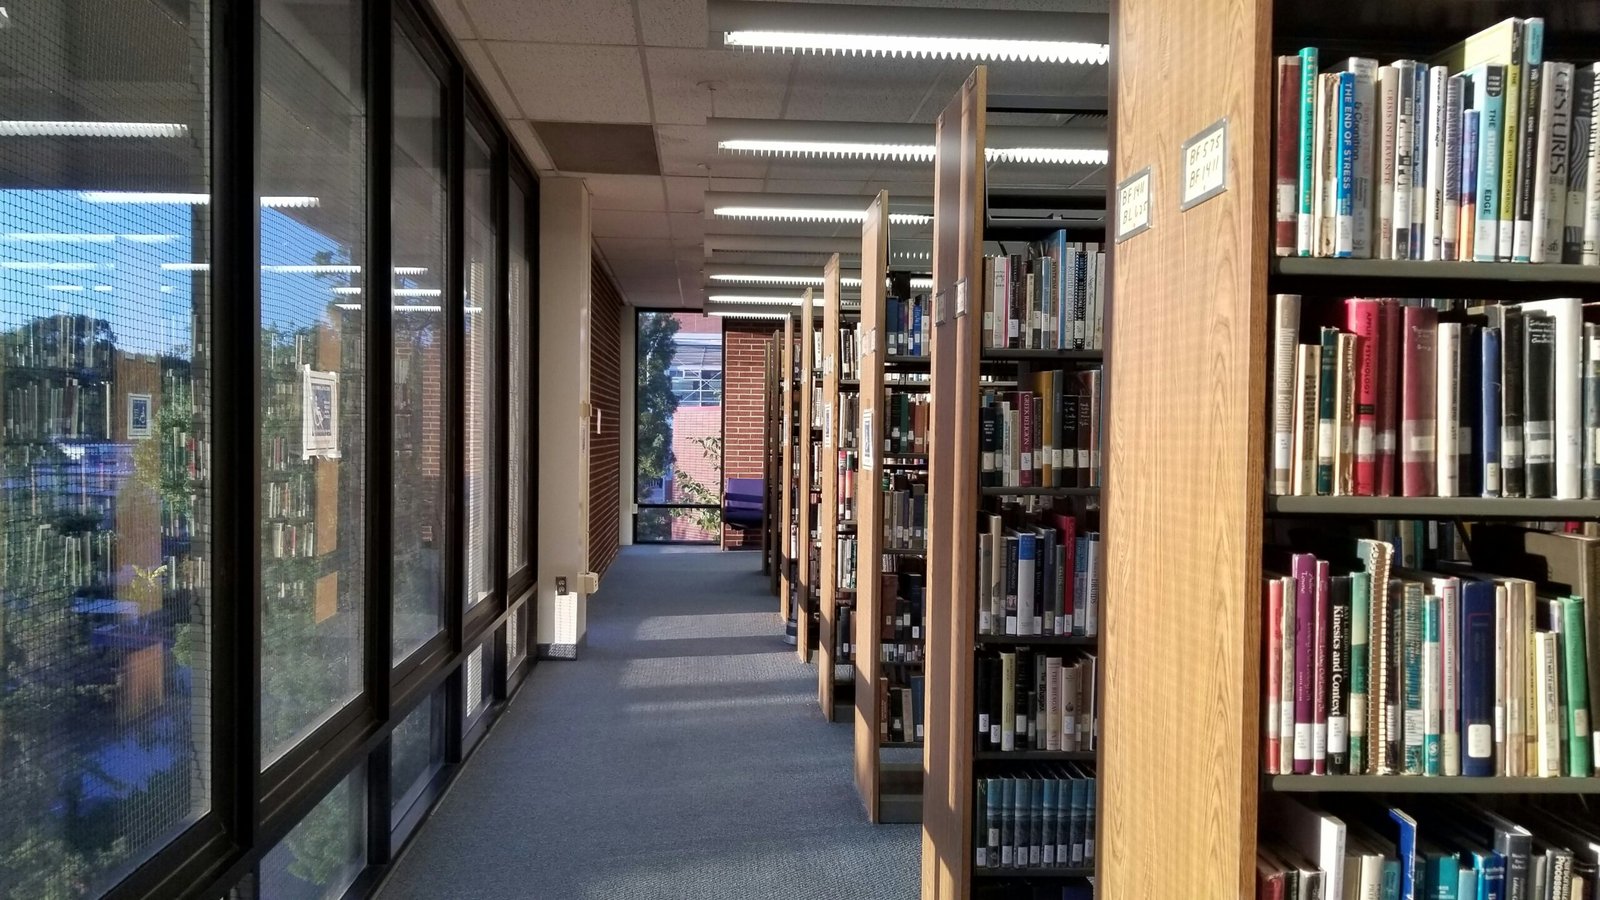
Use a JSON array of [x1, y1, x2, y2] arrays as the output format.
[[1566, 69, 1594, 263], [1503, 307, 1526, 496], [1513, 18, 1544, 262], [1351, 59, 1376, 258], [1386, 580, 1404, 773], [1559, 597, 1592, 775], [1272, 294, 1302, 495], [1349, 572, 1370, 774], [1276, 56, 1301, 257], [1423, 592, 1441, 775], [1329, 577, 1351, 773], [1461, 585, 1495, 777], [1461, 109, 1479, 261], [1294, 344, 1320, 495], [1292, 553, 1316, 774], [1266, 577, 1284, 773], [1317, 327, 1338, 494], [1394, 62, 1416, 260], [1482, 326, 1502, 497], [1411, 62, 1428, 255], [1401, 306, 1438, 497], [1402, 582, 1425, 775], [1586, 323, 1600, 499], [1525, 312, 1557, 498], [1436, 322, 1462, 498], [1533, 62, 1572, 263], [1379, 65, 1398, 260], [1440, 580, 1460, 775], [1443, 73, 1465, 260], [1347, 300, 1380, 495], [1476, 66, 1507, 261], [1426, 65, 1448, 260], [1313, 559, 1331, 774], [1336, 71, 1357, 257], [1535, 631, 1559, 776], [1500, 21, 1525, 261], [1278, 576, 1296, 774], [1378, 300, 1401, 495], [1318, 74, 1337, 257], [1588, 65, 1600, 265]]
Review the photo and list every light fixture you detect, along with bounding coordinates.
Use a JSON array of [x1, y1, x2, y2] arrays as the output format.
[[707, 295, 805, 306], [708, 1, 1107, 64], [708, 311, 793, 319], [262, 264, 360, 274], [709, 119, 1107, 165], [705, 191, 934, 228], [5, 232, 177, 243], [705, 263, 865, 288], [81, 191, 322, 208], [714, 206, 931, 225], [161, 262, 208, 271], [1, 121, 190, 138], [2, 261, 102, 271]]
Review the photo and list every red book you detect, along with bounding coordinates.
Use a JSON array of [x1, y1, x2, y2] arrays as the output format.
[[1052, 513, 1077, 635], [1274, 55, 1301, 257], [1265, 575, 1284, 773], [1291, 553, 1316, 775], [1377, 299, 1401, 495], [1018, 391, 1035, 487], [1400, 305, 1439, 497], [1345, 299, 1381, 495]]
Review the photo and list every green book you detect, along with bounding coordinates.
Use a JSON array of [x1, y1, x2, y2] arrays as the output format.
[[1561, 596, 1593, 776], [1402, 581, 1426, 775], [1317, 327, 1339, 494], [1349, 571, 1372, 775]]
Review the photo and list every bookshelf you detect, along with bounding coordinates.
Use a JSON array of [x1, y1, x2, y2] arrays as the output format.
[[920, 67, 1109, 898], [819, 255, 854, 720], [778, 314, 797, 630], [849, 194, 929, 823], [764, 330, 782, 596], [1105, 2, 1600, 896], [797, 288, 818, 663]]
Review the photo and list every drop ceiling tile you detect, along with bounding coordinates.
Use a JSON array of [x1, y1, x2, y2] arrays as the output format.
[[668, 212, 703, 241], [430, 0, 476, 38], [460, 41, 521, 123], [663, 176, 708, 213], [645, 48, 792, 126], [459, 0, 635, 44], [760, 179, 870, 195], [592, 209, 671, 239], [711, 176, 764, 190], [656, 124, 768, 178], [488, 43, 650, 124], [760, 159, 888, 182], [611, 259, 679, 281], [782, 56, 963, 123], [584, 174, 667, 212], [638, 0, 704, 47], [596, 236, 678, 261]]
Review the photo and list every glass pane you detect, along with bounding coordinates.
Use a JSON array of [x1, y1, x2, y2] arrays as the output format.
[[635, 508, 723, 543], [0, 0, 212, 890], [634, 313, 722, 506], [505, 181, 529, 575], [389, 688, 444, 830], [258, 0, 366, 764], [259, 766, 366, 900], [463, 643, 486, 721], [390, 33, 448, 662], [463, 126, 498, 609], [506, 601, 526, 669]]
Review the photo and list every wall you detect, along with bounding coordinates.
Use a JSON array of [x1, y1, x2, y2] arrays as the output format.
[[617, 310, 636, 549], [587, 253, 622, 580], [720, 321, 772, 548]]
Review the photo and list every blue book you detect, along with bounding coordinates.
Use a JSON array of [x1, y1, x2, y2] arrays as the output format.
[[1041, 779, 1057, 865], [1083, 774, 1096, 865], [984, 777, 1002, 866], [910, 297, 923, 357], [1298, 48, 1319, 255], [1481, 326, 1501, 497], [1424, 845, 1460, 900], [1470, 65, 1506, 261], [1069, 777, 1087, 865], [1023, 776, 1040, 865], [886, 296, 900, 354], [1459, 580, 1497, 776], [1424, 593, 1442, 775], [1337, 71, 1358, 257], [1054, 775, 1070, 864], [1391, 807, 1421, 900], [1000, 777, 1015, 866]]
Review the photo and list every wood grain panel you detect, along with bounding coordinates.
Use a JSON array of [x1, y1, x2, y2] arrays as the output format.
[[854, 196, 889, 821], [779, 316, 796, 622], [1101, 0, 1271, 896], [819, 255, 843, 718], [920, 66, 985, 900], [797, 289, 817, 663]]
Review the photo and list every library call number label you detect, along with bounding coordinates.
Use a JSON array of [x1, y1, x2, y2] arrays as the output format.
[[1179, 118, 1228, 210], [1115, 167, 1152, 243]]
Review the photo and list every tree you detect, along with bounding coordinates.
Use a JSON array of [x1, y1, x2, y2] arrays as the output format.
[[633, 313, 681, 540]]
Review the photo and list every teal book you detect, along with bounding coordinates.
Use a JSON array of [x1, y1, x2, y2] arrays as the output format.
[[1084, 775, 1097, 865], [1298, 47, 1320, 256], [1403, 581, 1427, 775], [1423, 844, 1461, 899], [1382, 858, 1402, 900], [984, 777, 1002, 867], [1069, 777, 1088, 866], [1014, 777, 1031, 866], [1055, 776, 1070, 864], [1000, 777, 1016, 866], [1424, 593, 1443, 775], [1560, 597, 1593, 776], [1350, 571, 1372, 774]]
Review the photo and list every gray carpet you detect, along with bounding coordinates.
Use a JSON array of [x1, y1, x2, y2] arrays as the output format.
[[378, 546, 920, 900]]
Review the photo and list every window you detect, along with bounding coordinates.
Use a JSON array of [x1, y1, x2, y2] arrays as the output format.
[[506, 181, 530, 576], [462, 642, 493, 725], [390, 29, 449, 663], [462, 124, 499, 609], [634, 312, 723, 542], [0, 0, 212, 890], [389, 689, 445, 831], [258, 0, 367, 763], [259, 766, 366, 900]]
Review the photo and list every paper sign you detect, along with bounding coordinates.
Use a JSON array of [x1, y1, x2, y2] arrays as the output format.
[[1180, 118, 1228, 210], [955, 279, 968, 317], [1115, 167, 1152, 243], [861, 411, 875, 472], [935, 290, 949, 325]]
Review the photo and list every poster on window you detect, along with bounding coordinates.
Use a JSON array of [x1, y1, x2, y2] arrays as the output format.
[[302, 365, 341, 460], [127, 393, 152, 439]]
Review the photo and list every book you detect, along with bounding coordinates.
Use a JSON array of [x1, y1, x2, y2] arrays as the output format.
[[1278, 56, 1304, 257], [1402, 306, 1439, 497], [1274, 294, 1304, 494], [1532, 61, 1573, 263], [1524, 310, 1558, 498], [1567, 67, 1594, 263]]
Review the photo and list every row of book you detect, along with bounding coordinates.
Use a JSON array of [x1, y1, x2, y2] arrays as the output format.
[[1274, 20, 1600, 263], [4, 380, 114, 441], [1256, 795, 1599, 900], [883, 390, 928, 456], [836, 393, 859, 451], [982, 237, 1107, 351], [2, 313, 118, 371], [264, 473, 312, 519], [975, 649, 1099, 753], [1262, 525, 1600, 778], [882, 475, 927, 552], [974, 768, 1097, 870], [834, 449, 858, 524], [979, 370, 1103, 490], [834, 605, 855, 664], [1270, 294, 1600, 499], [267, 521, 317, 559], [839, 326, 861, 382], [885, 295, 930, 359], [2, 527, 115, 588], [880, 673, 925, 744], [834, 535, 857, 591], [878, 568, 925, 666], [978, 511, 1101, 638]]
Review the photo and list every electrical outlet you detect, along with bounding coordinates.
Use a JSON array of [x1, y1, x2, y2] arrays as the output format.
[[555, 576, 568, 594]]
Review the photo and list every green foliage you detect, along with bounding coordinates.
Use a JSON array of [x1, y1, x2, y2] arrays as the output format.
[[673, 435, 723, 537], [283, 779, 356, 887], [634, 313, 681, 502]]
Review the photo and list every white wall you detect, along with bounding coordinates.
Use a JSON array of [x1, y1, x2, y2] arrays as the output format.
[[536, 177, 591, 648]]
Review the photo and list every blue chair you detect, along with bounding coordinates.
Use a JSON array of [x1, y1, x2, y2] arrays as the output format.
[[723, 477, 764, 549]]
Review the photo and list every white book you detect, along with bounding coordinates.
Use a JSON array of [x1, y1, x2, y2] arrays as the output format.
[[1586, 65, 1600, 265], [1426, 65, 1450, 260], [1532, 61, 1574, 263], [1434, 575, 1462, 776], [1060, 664, 1079, 751], [1044, 656, 1062, 751], [1378, 65, 1399, 260], [1436, 322, 1462, 497], [1521, 298, 1582, 498], [1423, 593, 1442, 773], [1271, 295, 1302, 494], [1316, 73, 1336, 256], [1294, 344, 1321, 495], [1016, 531, 1037, 635], [1535, 630, 1561, 777], [1093, 251, 1106, 350]]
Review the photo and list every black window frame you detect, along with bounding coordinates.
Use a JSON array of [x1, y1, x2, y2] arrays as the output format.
[[631, 308, 726, 545]]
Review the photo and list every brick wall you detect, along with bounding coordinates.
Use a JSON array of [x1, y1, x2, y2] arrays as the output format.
[[588, 255, 622, 580], [721, 321, 771, 548]]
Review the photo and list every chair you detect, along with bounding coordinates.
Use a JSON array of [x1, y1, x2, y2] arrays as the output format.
[[722, 477, 765, 549]]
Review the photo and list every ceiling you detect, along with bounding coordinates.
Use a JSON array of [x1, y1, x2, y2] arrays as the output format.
[[428, 0, 1111, 308]]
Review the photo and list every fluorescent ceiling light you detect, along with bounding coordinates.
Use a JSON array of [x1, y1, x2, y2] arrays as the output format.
[[161, 262, 208, 271], [707, 295, 804, 306], [335, 303, 362, 311], [2, 261, 102, 271], [910, 277, 933, 289], [262, 264, 360, 274], [5, 232, 177, 244], [331, 287, 441, 297], [709, 273, 866, 287], [714, 205, 931, 225], [709, 311, 792, 319], [709, 119, 1107, 165], [1, 121, 190, 138], [717, 139, 1106, 165], [709, 2, 1107, 64], [81, 192, 321, 208], [394, 266, 428, 275]]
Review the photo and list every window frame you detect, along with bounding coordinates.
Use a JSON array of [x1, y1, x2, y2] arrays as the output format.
[[631, 308, 726, 545]]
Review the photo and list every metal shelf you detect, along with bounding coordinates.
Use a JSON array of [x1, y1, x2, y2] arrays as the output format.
[[980, 485, 1099, 498], [1267, 495, 1600, 520], [1273, 256, 1600, 287], [884, 354, 931, 366], [975, 750, 1096, 762], [1265, 775, 1600, 794]]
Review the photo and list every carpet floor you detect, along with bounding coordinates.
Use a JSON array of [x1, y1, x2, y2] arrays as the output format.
[[378, 545, 920, 900]]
